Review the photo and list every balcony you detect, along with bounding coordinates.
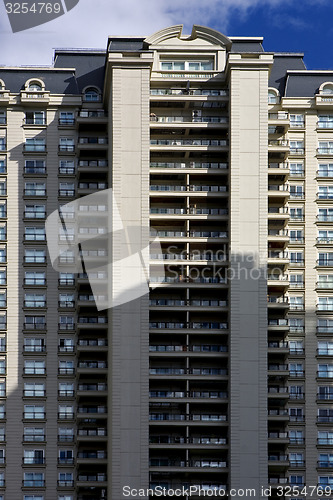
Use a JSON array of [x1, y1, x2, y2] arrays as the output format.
[[317, 215, 333, 222], [23, 144, 46, 153], [58, 145, 75, 153], [150, 88, 228, 97], [268, 432, 289, 443], [150, 161, 228, 171], [268, 112, 289, 128], [268, 140, 289, 156], [20, 90, 50, 103], [149, 413, 227, 423], [268, 185, 289, 198], [268, 364, 289, 376], [150, 184, 228, 195], [317, 148, 333, 156], [267, 296, 289, 308], [77, 137, 108, 150], [268, 251, 289, 265], [149, 458, 227, 470], [149, 390, 227, 400], [150, 139, 228, 150], [268, 455, 289, 466]]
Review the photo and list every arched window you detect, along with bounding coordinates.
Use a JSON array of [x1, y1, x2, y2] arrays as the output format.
[[268, 89, 279, 104], [320, 83, 333, 95], [28, 82, 42, 91], [83, 87, 100, 102], [0, 81, 4, 91]]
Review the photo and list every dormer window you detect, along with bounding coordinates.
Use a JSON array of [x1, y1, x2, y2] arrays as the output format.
[[83, 87, 100, 102], [28, 83, 42, 91], [160, 60, 214, 71], [268, 89, 279, 104], [321, 83, 333, 95]]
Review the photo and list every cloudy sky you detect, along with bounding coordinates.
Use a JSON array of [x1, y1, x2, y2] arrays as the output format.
[[0, 0, 332, 68]]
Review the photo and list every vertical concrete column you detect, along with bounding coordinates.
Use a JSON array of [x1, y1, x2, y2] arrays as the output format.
[[106, 57, 152, 500], [228, 56, 271, 494]]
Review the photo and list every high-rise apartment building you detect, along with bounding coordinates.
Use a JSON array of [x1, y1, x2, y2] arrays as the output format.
[[0, 23, 333, 500]]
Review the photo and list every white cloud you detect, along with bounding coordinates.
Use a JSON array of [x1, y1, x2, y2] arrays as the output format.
[[0, 0, 328, 66]]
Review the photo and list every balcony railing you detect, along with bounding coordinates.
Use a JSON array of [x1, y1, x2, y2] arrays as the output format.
[[150, 139, 228, 147], [150, 88, 228, 96], [150, 161, 227, 169], [318, 148, 333, 154]]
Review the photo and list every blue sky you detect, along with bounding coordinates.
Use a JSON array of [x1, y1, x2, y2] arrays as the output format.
[[0, 0, 331, 68]]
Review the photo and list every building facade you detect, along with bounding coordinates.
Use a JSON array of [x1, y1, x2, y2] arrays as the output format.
[[0, 23, 332, 500]]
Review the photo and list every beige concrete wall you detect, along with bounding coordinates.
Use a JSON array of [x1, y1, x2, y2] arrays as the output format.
[[107, 63, 151, 500], [229, 65, 269, 493]]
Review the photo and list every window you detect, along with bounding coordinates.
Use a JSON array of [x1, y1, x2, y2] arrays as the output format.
[[58, 338, 74, 353], [24, 293, 46, 308], [25, 205, 46, 219], [58, 405, 74, 420], [0, 111, 6, 125], [24, 496, 44, 500], [24, 360, 45, 375], [318, 115, 333, 129], [289, 453, 304, 466], [0, 382, 5, 397], [58, 427, 74, 442], [23, 472, 45, 487], [58, 449, 74, 464], [59, 111, 74, 125], [24, 227, 46, 241], [318, 208, 333, 222], [59, 160, 75, 175], [318, 476, 333, 487], [58, 496, 73, 500], [318, 141, 333, 154], [59, 316, 75, 330], [24, 427, 45, 442], [23, 448, 44, 464], [58, 472, 74, 487], [0, 292, 6, 308], [28, 82, 42, 91], [59, 182, 75, 196], [318, 297, 333, 311], [24, 315, 46, 330], [0, 360, 5, 375], [318, 163, 333, 177], [0, 160, 5, 174], [25, 111, 45, 125], [289, 185, 304, 199], [318, 431, 333, 445], [318, 408, 333, 422], [0, 405, 5, 419], [318, 231, 333, 243], [289, 162, 304, 176], [289, 363, 304, 376], [290, 251, 304, 264], [289, 476, 304, 486], [290, 114, 304, 128], [0, 338, 5, 352], [24, 383, 45, 397], [289, 407, 304, 421], [24, 249, 46, 264], [24, 159, 46, 174], [318, 341, 333, 355], [289, 429, 304, 444], [83, 87, 100, 101], [318, 387, 333, 400], [0, 181, 6, 196], [0, 138, 5, 151], [59, 294, 74, 308], [24, 405, 45, 420], [59, 137, 75, 152], [289, 296, 304, 310], [318, 252, 333, 266], [24, 182, 46, 197], [290, 207, 303, 220], [0, 271, 6, 286], [268, 90, 278, 104], [289, 340, 304, 354], [321, 83, 333, 95], [319, 186, 333, 199], [290, 140, 304, 154], [24, 138, 46, 152], [25, 271, 46, 285], [318, 319, 333, 333], [59, 361, 74, 375], [59, 273, 75, 285], [24, 338, 45, 353], [318, 364, 333, 377], [0, 428, 5, 442], [59, 382, 74, 396]]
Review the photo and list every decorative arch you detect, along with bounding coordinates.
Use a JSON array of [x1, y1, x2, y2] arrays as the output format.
[[268, 87, 280, 104], [82, 86, 101, 101], [145, 24, 232, 49], [0, 80, 5, 90], [25, 78, 45, 91], [319, 82, 333, 95]]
